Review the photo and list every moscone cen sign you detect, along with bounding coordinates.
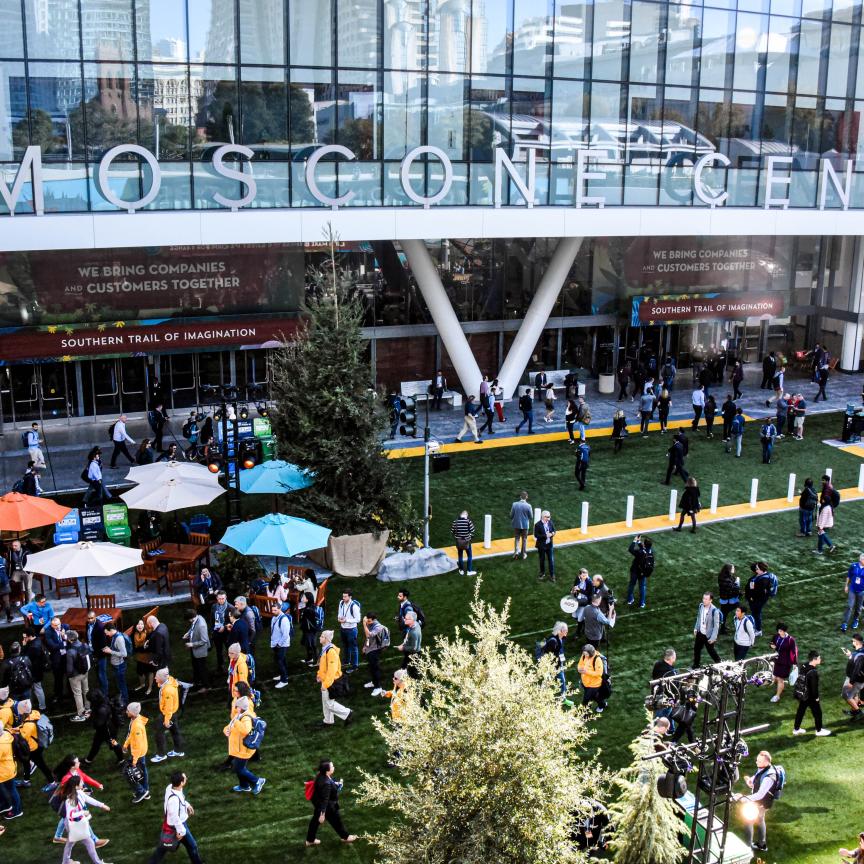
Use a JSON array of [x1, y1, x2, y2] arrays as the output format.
[[1, 144, 858, 216]]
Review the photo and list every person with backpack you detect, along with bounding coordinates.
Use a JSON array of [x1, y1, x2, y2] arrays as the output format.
[[692, 592, 722, 666], [146, 770, 203, 864], [85, 610, 109, 695], [0, 716, 21, 820], [797, 477, 818, 537], [735, 750, 783, 853], [539, 622, 571, 705], [577, 644, 608, 714], [316, 629, 352, 727], [299, 592, 321, 667], [305, 759, 358, 846], [732, 605, 757, 661], [515, 387, 534, 434], [3, 641, 33, 701], [182, 609, 210, 693], [22, 421, 45, 468], [16, 698, 54, 788], [770, 623, 798, 702], [56, 773, 113, 864], [574, 440, 590, 491], [745, 562, 778, 636], [270, 602, 293, 689], [50, 754, 108, 847], [716, 563, 740, 634], [626, 535, 654, 609], [227, 643, 251, 696], [83, 447, 112, 507], [792, 650, 831, 736], [337, 590, 361, 674], [760, 418, 777, 464], [17, 460, 42, 497], [109, 414, 136, 469], [841, 633, 864, 721], [66, 630, 92, 723], [101, 623, 129, 706], [21, 628, 47, 710], [82, 689, 125, 766], [150, 668, 184, 764], [122, 701, 150, 804], [233, 597, 259, 654], [361, 613, 389, 697]]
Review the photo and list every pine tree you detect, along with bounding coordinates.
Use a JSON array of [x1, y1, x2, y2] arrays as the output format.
[[358, 585, 606, 864], [606, 714, 683, 864], [269, 252, 420, 544]]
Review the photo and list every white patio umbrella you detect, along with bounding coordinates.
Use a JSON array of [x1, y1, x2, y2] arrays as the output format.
[[26, 540, 143, 602], [124, 460, 220, 486], [120, 476, 225, 513]]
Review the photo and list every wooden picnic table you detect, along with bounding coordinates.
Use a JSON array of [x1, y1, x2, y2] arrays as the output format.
[[145, 542, 210, 572], [61, 606, 122, 632]]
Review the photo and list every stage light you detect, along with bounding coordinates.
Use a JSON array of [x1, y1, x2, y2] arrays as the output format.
[[740, 800, 759, 823], [238, 405, 249, 420], [243, 458, 255, 469], [256, 402, 269, 418], [214, 408, 224, 422], [208, 462, 220, 473]]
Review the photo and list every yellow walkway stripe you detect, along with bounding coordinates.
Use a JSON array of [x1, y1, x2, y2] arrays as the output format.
[[438, 484, 864, 561], [840, 444, 864, 459]]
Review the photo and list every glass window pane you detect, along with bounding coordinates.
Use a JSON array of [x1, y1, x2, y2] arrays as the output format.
[[240, 67, 288, 150], [696, 87, 729, 151], [382, 69, 423, 158], [81, 0, 134, 61], [1, 61, 26, 161], [428, 72, 466, 159], [137, 64, 192, 159], [665, 4, 699, 87], [288, 68, 332, 150], [338, 0, 379, 68], [552, 1, 591, 79], [193, 65, 238, 145], [290, 0, 332, 67], [82, 62, 138, 154], [732, 13, 767, 91], [699, 8, 735, 89], [27, 62, 85, 159], [466, 75, 507, 162], [471, 0, 510, 74], [592, 0, 628, 82], [831, 0, 856, 21], [589, 80, 622, 145], [770, 0, 801, 13], [764, 16, 794, 91], [0, 1, 24, 57], [26, 1, 81, 59], [333, 70, 380, 160], [429, 0, 469, 73], [796, 19, 823, 94], [826, 22, 851, 96], [188, 0, 236, 64], [513, 0, 553, 76], [136, 0, 188, 62], [239, 0, 285, 65], [551, 77, 586, 162], [761, 92, 793, 155], [384, 0, 425, 70], [801, 0, 828, 16], [630, 2, 661, 84]]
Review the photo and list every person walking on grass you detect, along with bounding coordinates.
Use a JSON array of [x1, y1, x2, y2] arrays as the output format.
[[223, 696, 265, 794], [792, 650, 831, 737], [150, 669, 184, 765], [760, 417, 777, 464], [316, 631, 352, 727], [122, 702, 150, 804], [842, 553, 864, 632], [361, 613, 386, 697], [797, 478, 818, 538], [745, 562, 778, 636], [396, 611, 422, 680], [454, 396, 482, 444], [692, 592, 722, 666], [657, 388, 671, 433], [270, 602, 292, 689], [814, 498, 836, 556], [733, 605, 757, 661], [663, 435, 688, 485], [336, 590, 361, 674], [146, 771, 203, 864], [611, 409, 627, 453], [674, 476, 701, 533], [770, 623, 797, 702], [305, 759, 358, 847], [451, 511, 476, 576], [534, 510, 556, 582], [721, 394, 737, 442], [841, 633, 864, 721], [626, 535, 654, 609], [639, 389, 656, 436], [515, 387, 534, 434], [58, 774, 112, 864], [574, 439, 590, 491], [726, 406, 745, 457], [510, 491, 532, 560]]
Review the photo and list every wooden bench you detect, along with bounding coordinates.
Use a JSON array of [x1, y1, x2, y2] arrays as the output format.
[[400, 380, 461, 407], [525, 369, 586, 397], [249, 593, 279, 620]]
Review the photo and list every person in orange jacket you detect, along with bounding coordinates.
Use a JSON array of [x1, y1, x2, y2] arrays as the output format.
[[15, 698, 53, 787], [316, 631, 352, 727], [151, 668, 185, 764], [222, 696, 265, 795], [227, 643, 249, 695], [380, 668, 409, 723], [122, 701, 150, 804], [578, 644, 608, 714], [0, 718, 21, 818]]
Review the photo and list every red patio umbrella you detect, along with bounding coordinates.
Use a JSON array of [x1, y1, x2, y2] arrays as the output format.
[[0, 492, 71, 532]]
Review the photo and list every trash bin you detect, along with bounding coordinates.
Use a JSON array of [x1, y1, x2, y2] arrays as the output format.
[[598, 373, 615, 395]]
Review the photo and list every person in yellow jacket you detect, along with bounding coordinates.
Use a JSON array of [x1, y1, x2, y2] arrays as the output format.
[[227, 643, 249, 695], [223, 695, 265, 795], [0, 687, 14, 730], [316, 630, 352, 727], [122, 701, 150, 804], [151, 668, 185, 764], [381, 668, 409, 723], [0, 719, 22, 818], [16, 699, 53, 786], [577, 644, 608, 714]]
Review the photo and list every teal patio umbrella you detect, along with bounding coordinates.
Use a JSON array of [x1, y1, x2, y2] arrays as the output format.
[[239, 460, 315, 495], [220, 513, 331, 573]]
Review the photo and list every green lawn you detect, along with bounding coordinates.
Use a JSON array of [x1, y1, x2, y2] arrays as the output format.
[[4, 412, 863, 863]]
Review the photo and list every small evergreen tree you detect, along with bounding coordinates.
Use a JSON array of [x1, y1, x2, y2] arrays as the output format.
[[269, 243, 419, 544], [606, 714, 683, 864], [359, 585, 605, 864]]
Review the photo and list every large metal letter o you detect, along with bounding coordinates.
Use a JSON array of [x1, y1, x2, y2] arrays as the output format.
[[97, 144, 162, 213], [400, 146, 454, 207]]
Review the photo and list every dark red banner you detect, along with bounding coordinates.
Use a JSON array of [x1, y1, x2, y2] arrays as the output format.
[[633, 294, 785, 325], [0, 317, 299, 362]]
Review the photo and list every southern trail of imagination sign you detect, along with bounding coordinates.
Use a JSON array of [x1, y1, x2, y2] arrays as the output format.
[[1, 144, 860, 215]]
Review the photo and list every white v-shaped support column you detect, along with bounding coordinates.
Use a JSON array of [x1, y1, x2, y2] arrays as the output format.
[[399, 238, 483, 395], [496, 237, 583, 399]]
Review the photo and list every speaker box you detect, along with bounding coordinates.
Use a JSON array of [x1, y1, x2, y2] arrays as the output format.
[[431, 453, 451, 473]]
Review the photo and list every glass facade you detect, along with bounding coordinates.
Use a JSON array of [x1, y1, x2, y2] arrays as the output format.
[[2, 0, 864, 213]]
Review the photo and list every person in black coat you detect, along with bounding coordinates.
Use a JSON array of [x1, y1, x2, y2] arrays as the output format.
[[761, 351, 777, 389], [721, 394, 737, 442], [227, 608, 251, 655], [674, 477, 701, 533], [144, 616, 172, 668], [306, 760, 358, 846], [83, 688, 124, 765], [22, 628, 47, 709], [299, 592, 320, 666], [663, 438, 689, 485], [793, 651, 830, 735]]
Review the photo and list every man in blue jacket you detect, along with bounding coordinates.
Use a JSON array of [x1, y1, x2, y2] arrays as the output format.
[[842, 552, 864, 632], [574, 441, 590, 490], [21, 594, 54, 632]]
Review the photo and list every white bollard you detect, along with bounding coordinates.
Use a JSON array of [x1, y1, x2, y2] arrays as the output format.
[[825, 467, 833, 481], [787, 473, 796, 503], [483, 514, 492, 549], [750, 478, 759, 508], [710, 483, 719, 514], [859, 464, 864, 492], [625, 495, 634, 527], [668, 488, 677, 522], [580, 501, 589, 535], [534, 506, 541, 525]]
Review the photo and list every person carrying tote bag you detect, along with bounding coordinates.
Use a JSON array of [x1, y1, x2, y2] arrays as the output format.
[[59, 774, 112, 864]]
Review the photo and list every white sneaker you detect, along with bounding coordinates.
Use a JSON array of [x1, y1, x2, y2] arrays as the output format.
[[364, 681, 374, 689], [467, 570, 477, 576], [150, 754, 167, 763], [792, 728, 806, 735], [770, 695, 780, 703], [275, 681, 289, 689], [371, 688, 383, 697], [271, 676, 282, 682], [167, 751, 184, 758], [815, 728, 832, 736]]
